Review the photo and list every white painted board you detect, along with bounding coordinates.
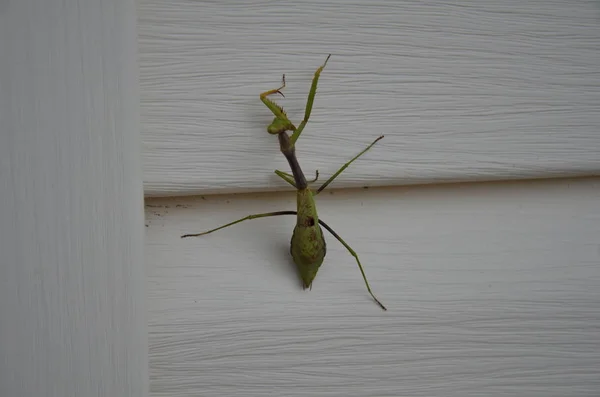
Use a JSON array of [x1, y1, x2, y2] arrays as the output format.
[[146, 177, 600, 396], [139, 0, 600, 197], [0, 0, 148, 396]]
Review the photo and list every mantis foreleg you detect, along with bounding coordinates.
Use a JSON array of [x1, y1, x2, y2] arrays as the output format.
[[317, 218, 387, 311], [259, 76, 288, 121], [289, 54, 331, 145], [259, 54, 331, 141]]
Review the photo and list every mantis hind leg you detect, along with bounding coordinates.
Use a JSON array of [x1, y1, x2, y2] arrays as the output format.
[[316, 135, 384, 195], [181, 211, 297, 238], [317, 218, 387, 311]]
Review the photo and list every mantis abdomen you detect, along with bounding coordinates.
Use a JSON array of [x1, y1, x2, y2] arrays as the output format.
[[291, 188, 327, 289]]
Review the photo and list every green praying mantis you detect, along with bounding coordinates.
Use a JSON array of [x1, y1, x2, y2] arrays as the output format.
[[182, 55, 386, 310]]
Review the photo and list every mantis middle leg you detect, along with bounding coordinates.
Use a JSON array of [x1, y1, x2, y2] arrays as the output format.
[[274, 169, 319, 188], [316, 135, 384, 195]]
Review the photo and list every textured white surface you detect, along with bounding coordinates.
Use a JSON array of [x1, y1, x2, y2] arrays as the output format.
[[0, 0, 148, 396], [139, 0, 600, 197], [146, 177, 600, 396]]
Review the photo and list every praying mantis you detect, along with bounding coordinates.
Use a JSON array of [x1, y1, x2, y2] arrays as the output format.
[[181, 55, 386, 310]]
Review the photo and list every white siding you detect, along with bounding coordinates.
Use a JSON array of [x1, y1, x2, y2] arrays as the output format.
[[4, 1, 595, 396], [146, 177, 600, 397], [0, 1, 148, 396], [139, 0, 600, 197]]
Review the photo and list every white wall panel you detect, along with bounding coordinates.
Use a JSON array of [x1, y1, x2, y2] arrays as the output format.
[[146, 177, 600, 396], [139, 0, 600, 196], [0, 1, 148, 396]]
